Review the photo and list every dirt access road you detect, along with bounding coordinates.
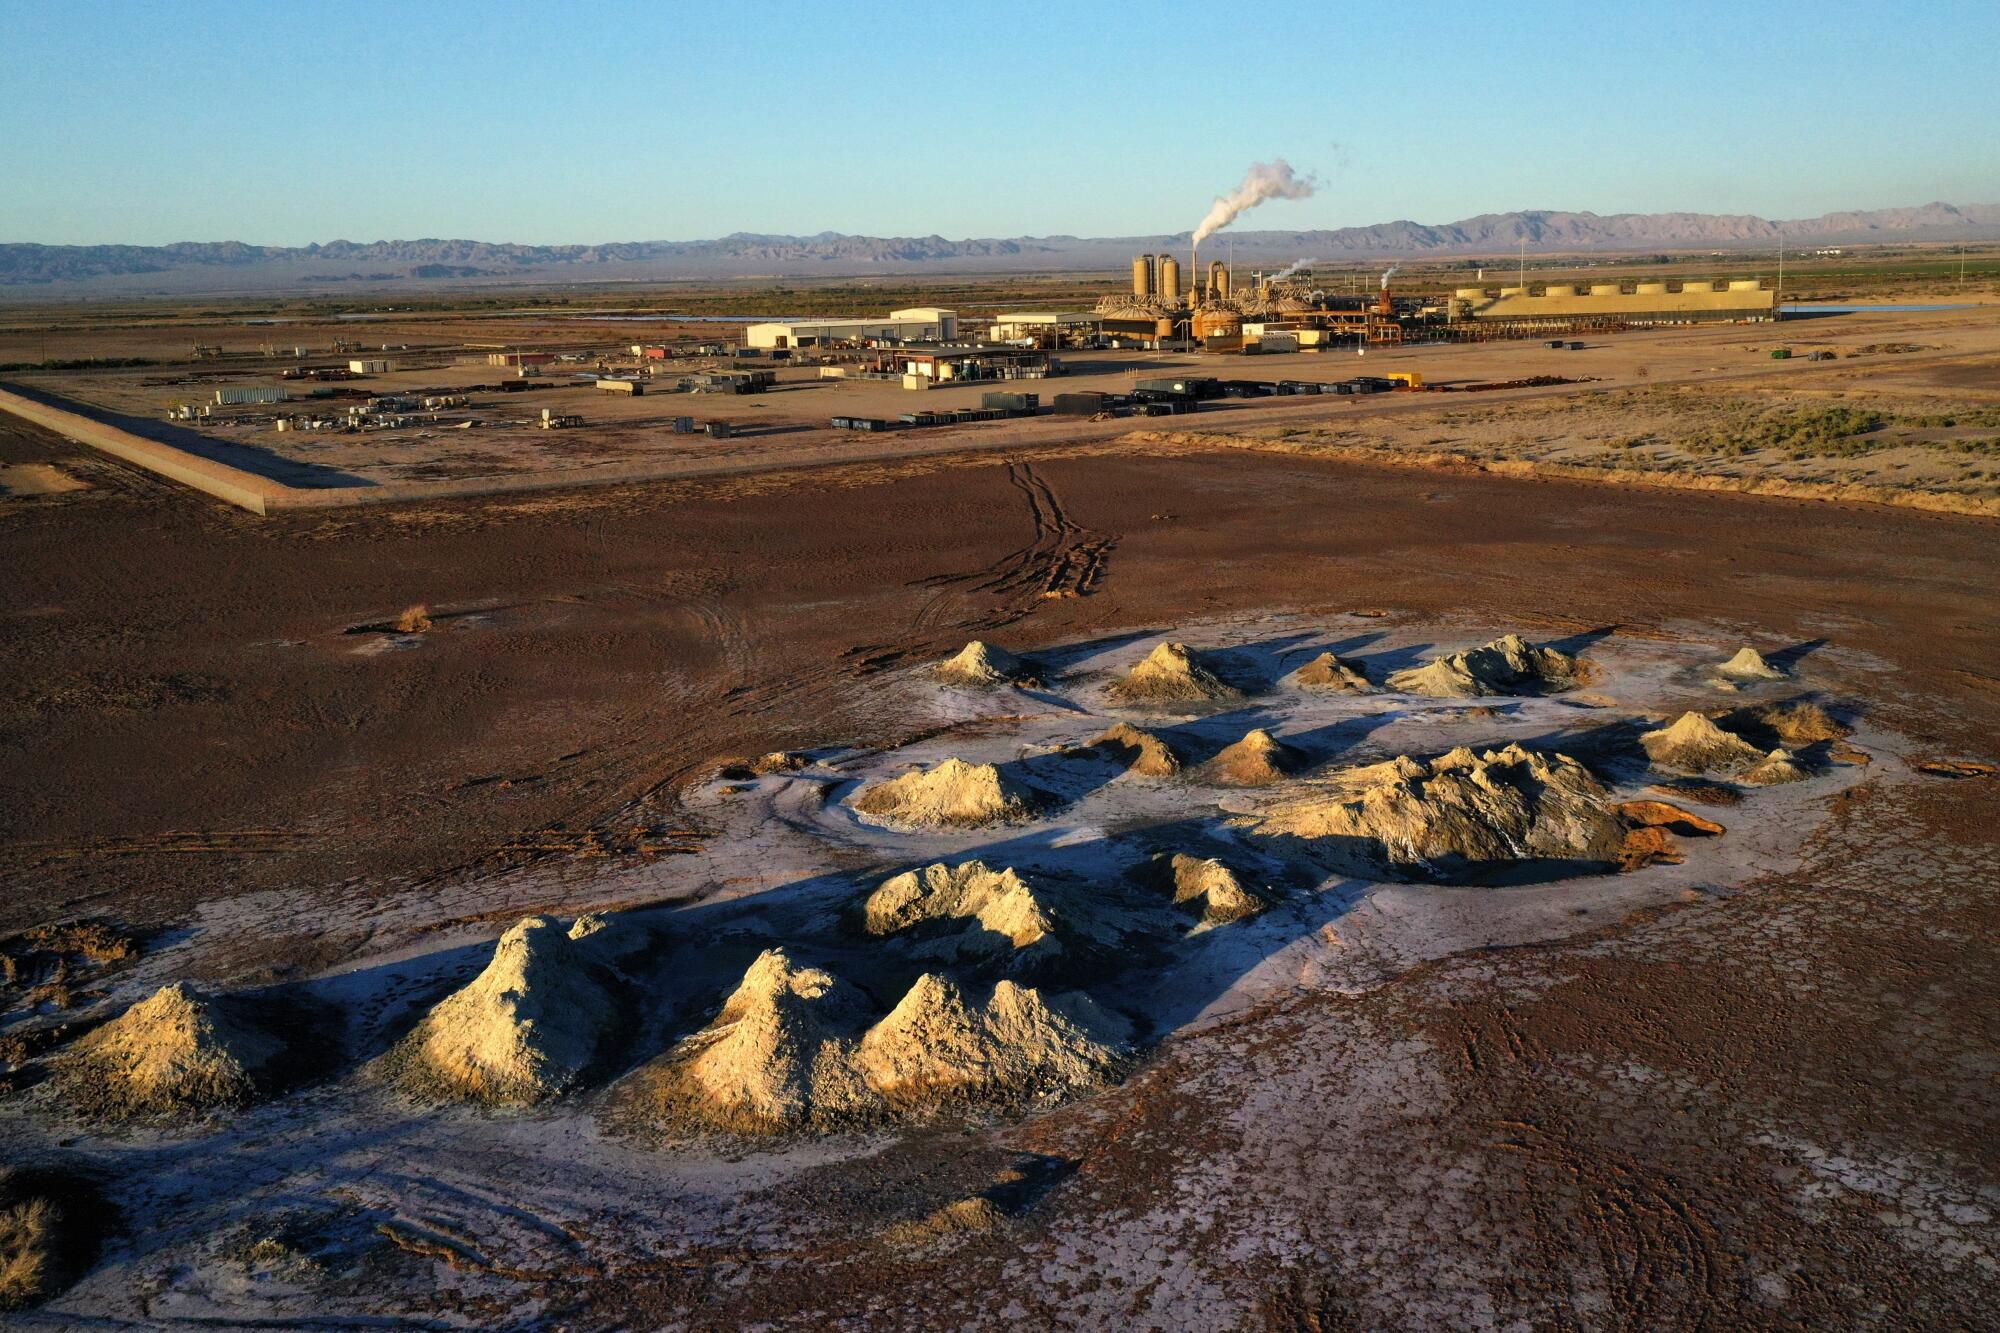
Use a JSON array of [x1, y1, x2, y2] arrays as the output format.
[[2, 408, 1996, 1326]]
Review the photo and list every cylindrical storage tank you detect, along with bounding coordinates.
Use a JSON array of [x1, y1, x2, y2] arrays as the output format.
[[1680, 280, 1718, 293], [1159, 256, 1182, 303], [1543, 284, 1577, 297], [1209, 260, 1229, 299], [1728, 279, 1764, 291], [1455, 287, 1487, 299], [1133, 255, 1155, 299], [1636, 282, 1667, 294], [1154, 317, 1175, 338], [1500, 286, 1527, 297], [1590, 283, 1621, 296]]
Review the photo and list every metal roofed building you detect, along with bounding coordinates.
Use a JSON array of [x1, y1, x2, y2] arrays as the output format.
[[745, 307, 958, 349]]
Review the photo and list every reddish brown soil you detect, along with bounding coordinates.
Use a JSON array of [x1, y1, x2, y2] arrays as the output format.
[[1, 408, 1995, 1327]]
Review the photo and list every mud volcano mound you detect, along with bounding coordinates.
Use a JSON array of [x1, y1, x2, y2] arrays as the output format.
[[1150, 854, 1270, 926], [1294, 651, 1374, 693], [1084, 723, 1181, 777], [1387, 634, 1587, 698], [862, 861, 1064, 963], [1640, 712, 1765, 775], [852, 758, 1042, 829], [1108, 642, 1243, 703], [394, 915, 621, 1105], [1713, 646, 1786, 681], [651, 949, 879, 1132], [855, 974, 1128, 1110], [650, 952, 1128, 1131], [1249, 744, 1626, 880], [56, 981, 288, 1118], [1742, 748, 1810, 785], [933, 640, 1031, 688], [860, 861, 1132, 978], [1201, 728, 1304, 787]]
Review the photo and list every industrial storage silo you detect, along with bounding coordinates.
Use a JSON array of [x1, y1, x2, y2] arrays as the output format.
[[1209, 260, 1230, 300], [1159, 255, 1182, 303], [1133, 255, 1155, 299]]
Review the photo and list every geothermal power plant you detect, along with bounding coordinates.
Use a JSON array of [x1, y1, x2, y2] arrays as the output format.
[[1100, 250, 1777, 352]]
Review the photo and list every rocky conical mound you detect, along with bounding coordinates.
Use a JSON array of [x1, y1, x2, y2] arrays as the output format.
[[1248, 743, 1625, 879], [854, 974, 1128, 1109], [933, 640, 1029, 688], [1742, 748, 1810, 786], [653, 949, 881, 1132], [1714, 646, 1785, 680], [1108, 642, 1242, 703], [57, 982, 287, 1118], [861, 861, 1062, 960], [395, 915, 621, 1105], [1084, 723, 1181, 777], [1294, 652, 1374, 693], [1154, 854, 1270, 926], [852, 758, 1041, 829], [1200, 728, 1302, 787], [1387, 634, 1587, 698], [1640, 712, 1765, 775]]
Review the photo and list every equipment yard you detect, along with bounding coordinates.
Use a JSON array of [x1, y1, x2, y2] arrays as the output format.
[[4, 300, 1998, 514]]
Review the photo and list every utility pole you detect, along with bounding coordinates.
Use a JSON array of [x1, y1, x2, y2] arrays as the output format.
[[1518, 236, 1527, 287], [1777, 240, 1784, 318]]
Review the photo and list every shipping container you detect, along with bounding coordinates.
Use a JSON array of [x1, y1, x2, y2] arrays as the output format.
[[1053, 392, 1113, 415], [213, 386, 288, 406], [596, 378, 645, 395], [981, 391, 1039, 412], [1133, 376, 1222, 399]]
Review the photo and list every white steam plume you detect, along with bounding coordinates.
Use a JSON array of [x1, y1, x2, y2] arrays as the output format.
[[1192, 159, 1315, 248], [1270, 257, 1317, 282], [1379, 264, 1400, 291]]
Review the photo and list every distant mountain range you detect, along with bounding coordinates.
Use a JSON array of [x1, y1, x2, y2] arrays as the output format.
[[4, 202, 1996, 296]]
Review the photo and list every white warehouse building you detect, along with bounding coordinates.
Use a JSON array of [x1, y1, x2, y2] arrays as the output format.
[[744, 307, 958, 349]]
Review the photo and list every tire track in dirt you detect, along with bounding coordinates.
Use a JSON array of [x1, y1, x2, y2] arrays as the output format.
[[907, 461, 1116, 635], [383, 463, 1114, 899]]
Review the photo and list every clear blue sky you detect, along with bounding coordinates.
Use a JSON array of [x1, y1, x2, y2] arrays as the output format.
[[4, 0, 1995, 245]]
